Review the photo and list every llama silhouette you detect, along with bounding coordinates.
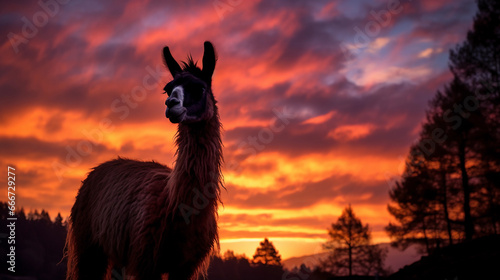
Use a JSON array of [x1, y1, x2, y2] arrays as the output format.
[[66, 41, 223, 280]]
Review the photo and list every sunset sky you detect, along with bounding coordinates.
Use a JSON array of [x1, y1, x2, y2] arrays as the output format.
[[0, 0, 477, 259]]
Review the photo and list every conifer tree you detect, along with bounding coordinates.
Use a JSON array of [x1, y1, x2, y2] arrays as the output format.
[[252, 238, 282, 266], [323, 205, 387, 276]]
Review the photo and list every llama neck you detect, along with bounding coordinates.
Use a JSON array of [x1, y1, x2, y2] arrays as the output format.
[[166, 110, 223, 219]]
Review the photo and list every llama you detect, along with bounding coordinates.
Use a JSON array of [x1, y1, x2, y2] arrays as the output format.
[[66, 41, 223, 280]]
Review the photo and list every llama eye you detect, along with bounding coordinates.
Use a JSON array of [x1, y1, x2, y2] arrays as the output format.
[[164, 82, 174, 96], [193, 88, 204, 99], [185, 85, 204, 100]]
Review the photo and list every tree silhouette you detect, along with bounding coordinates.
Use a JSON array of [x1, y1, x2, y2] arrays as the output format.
[[18, 207, 27, 220], [387, 0, 500, 253], [223, 250, 237, 260], [387, 75, 498, 252], [322, 205, 387, 276], [252, 238, 282, 266], [40, 209, 51, 223], [54, 213, 63, 227], [429, 77, 491, 240], [27, 209, 41, 221], [208, 252, 285, 280], [386, 143, 460, 254], [0, 202, 67, 280], [450, 0, 500, 99], [449, 0, 500, 237]]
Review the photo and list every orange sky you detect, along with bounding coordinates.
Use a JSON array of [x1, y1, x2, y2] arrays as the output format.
[[0, 0, 476, 259]]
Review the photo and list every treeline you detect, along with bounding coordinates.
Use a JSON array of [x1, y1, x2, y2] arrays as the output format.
[[0, 202, 319, 280], [0, 202, 385, 280], [0, 202, 386, 280], [0, 201, 292, 280], [209, 252, 379, 280], [1, 202, 290, 280], [208, 251, 285, 280], [0, 202, 67, 280], [386, 0, 500, 254]]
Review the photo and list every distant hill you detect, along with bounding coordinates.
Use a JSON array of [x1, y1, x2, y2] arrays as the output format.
[[282, 251, 329, 271], [282, 243, 422, 272], [283, 237, 500, 279]]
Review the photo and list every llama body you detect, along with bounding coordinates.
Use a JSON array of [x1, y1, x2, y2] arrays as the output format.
[[66, 42, 222, 280]]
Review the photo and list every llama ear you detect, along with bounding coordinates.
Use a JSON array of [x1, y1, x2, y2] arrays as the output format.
[[202, 41, 217, 82], [163, 46, 182, 78]]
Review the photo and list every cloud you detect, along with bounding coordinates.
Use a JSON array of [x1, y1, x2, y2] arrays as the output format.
[[224, 172, 392, 210], [0, 136, 106, 161], [328, 124, 375, 141]]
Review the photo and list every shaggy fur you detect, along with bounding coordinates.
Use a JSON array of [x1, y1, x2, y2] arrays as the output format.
[[66, 42, 223, 280]]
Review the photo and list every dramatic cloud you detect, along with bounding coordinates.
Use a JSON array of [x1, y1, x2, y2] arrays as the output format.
[[0, 0, 476, 258]]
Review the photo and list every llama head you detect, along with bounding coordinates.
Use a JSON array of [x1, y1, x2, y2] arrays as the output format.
[[163, 41, 217, 124]]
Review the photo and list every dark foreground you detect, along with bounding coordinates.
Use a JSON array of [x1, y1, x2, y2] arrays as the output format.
[[1, 203, 499, 280]]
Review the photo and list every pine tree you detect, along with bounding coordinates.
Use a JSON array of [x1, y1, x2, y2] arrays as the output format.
[[224, 250, 237, 260], [17, 207, 26, 220], [387, 0, 500, 250], [28, 209, 41, 220], [40, 209, 51, 223], [450, 0, 500, 100], [450, 0, 500, 235], [54, 213, 63, 227], [252, 238, 282, 266], [386, 144, 452, 254], [323, 205, 387, 276]]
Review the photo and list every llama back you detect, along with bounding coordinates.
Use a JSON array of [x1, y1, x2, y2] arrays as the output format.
[[69, 158, 171, 266]]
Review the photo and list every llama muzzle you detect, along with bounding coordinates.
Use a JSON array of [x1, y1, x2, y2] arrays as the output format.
[[165, 105, 186, 123]]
